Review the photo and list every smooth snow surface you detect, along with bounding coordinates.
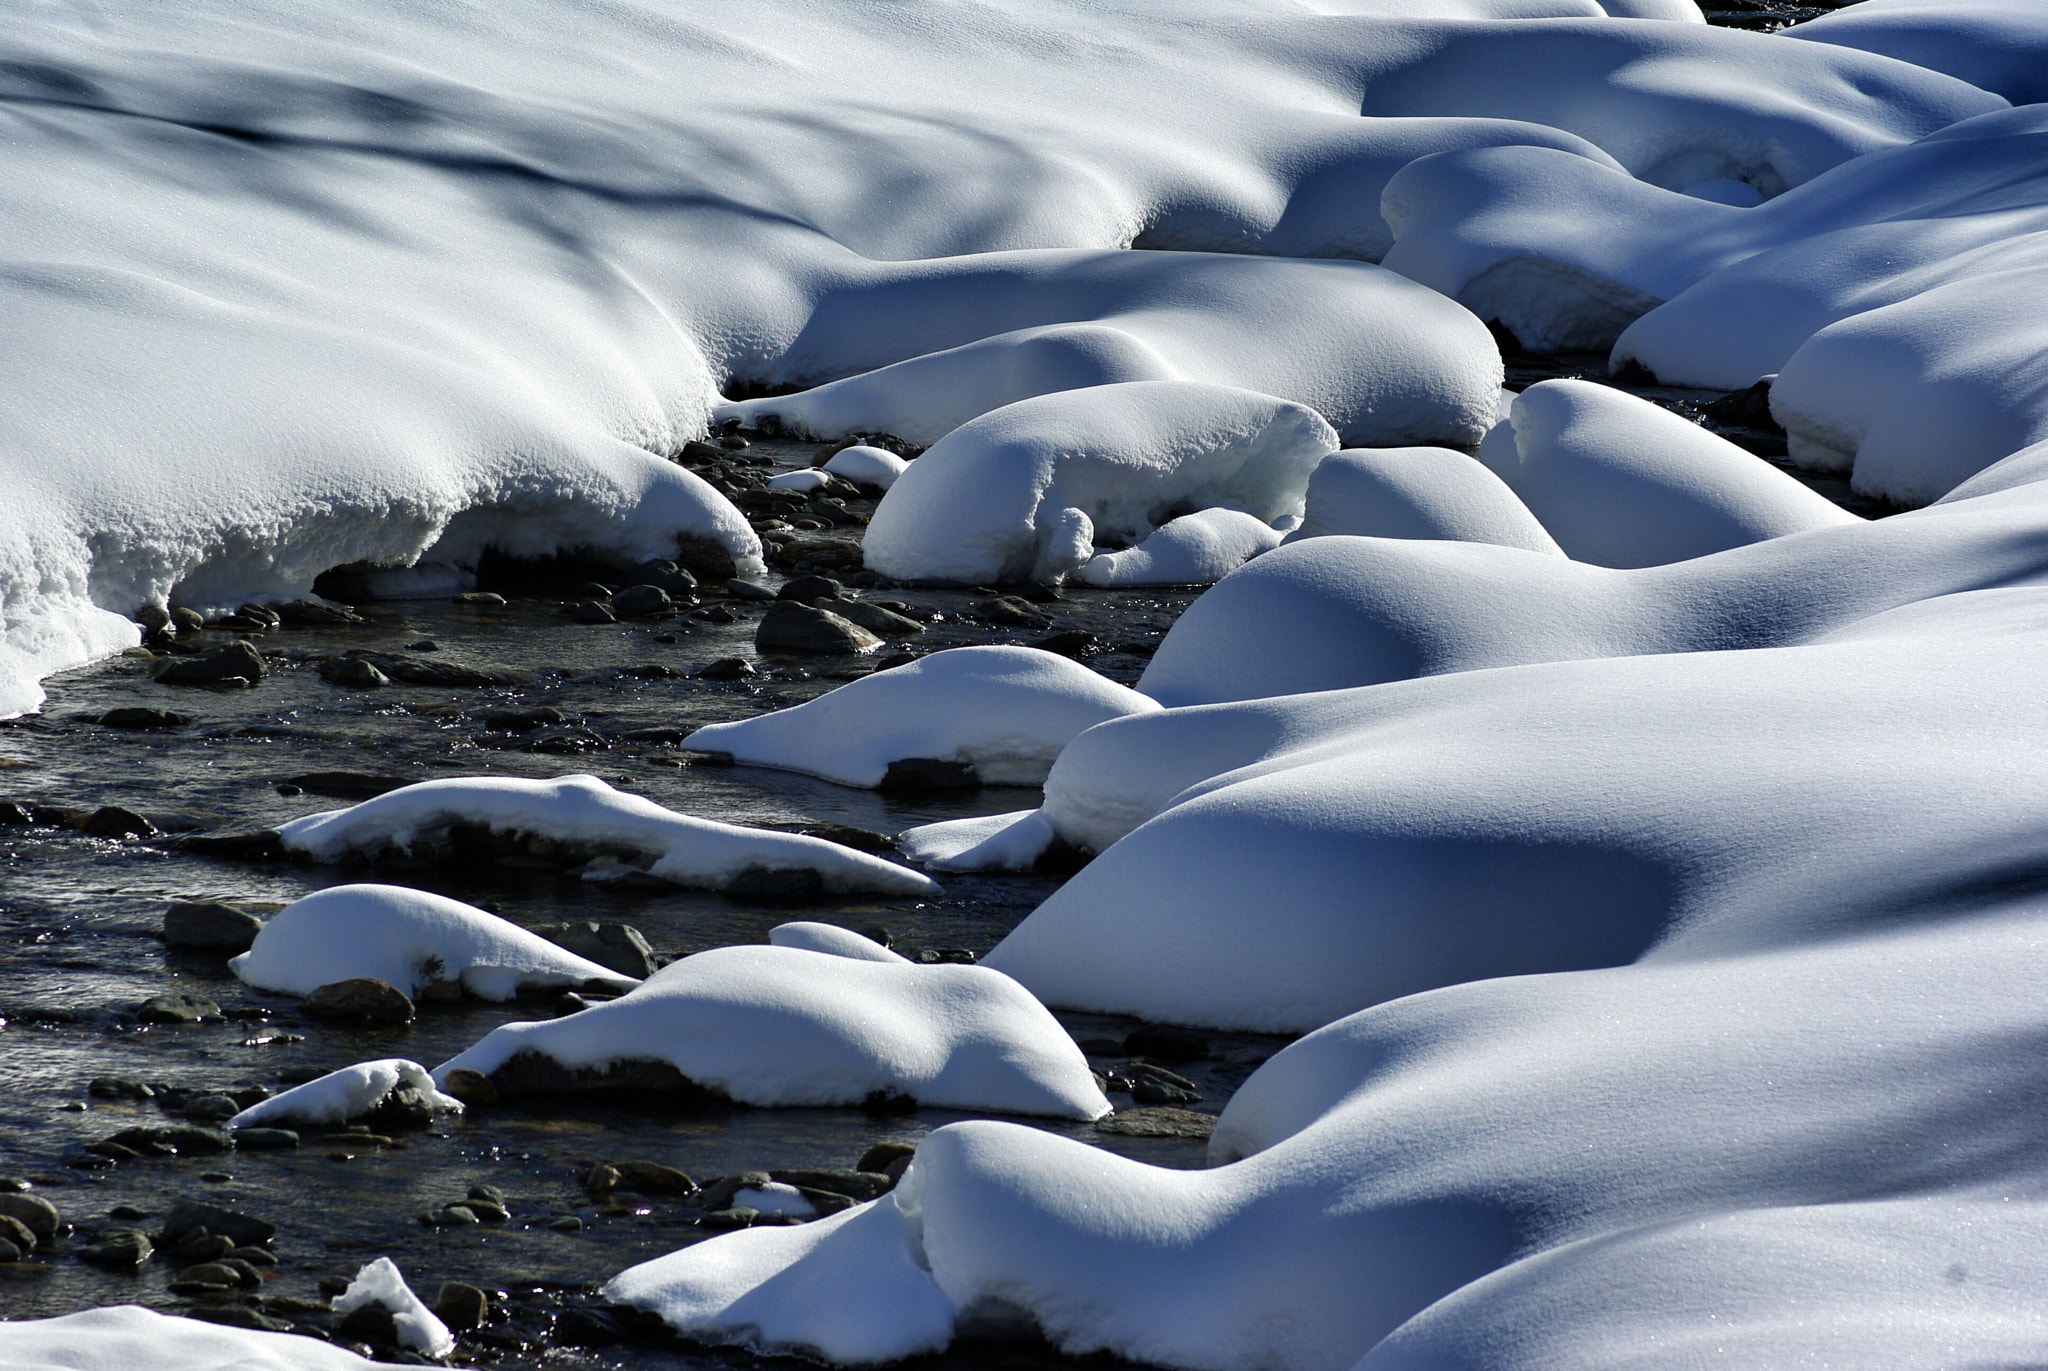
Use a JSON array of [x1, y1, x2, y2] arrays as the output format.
[[1074, 509, 1287, 587], [1790, 0, 2048, 105], [277, 774, 936, 895], [1488, 381, 1858, 566], [1386, 105, 2048, 505], [1287, 446, 1562, 553], [898, 810, 1060, 873], [684, 648, 1158, 788], [821, 446, 910, 491], [230, 883, 638, 1000], [767, 922, 910, 964], [333, 1258, 454, 1358], [0, 1306, 382, 1371], [435, 945, 1109, 1120], [227, 1059, 463, 1131], [862, 383, 1339, 585]]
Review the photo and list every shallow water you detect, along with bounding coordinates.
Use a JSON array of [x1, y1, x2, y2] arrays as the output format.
[[0, 440, 1282, 1366]]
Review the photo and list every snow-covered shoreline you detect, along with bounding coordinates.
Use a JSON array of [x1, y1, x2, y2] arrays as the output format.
[[10, 0, 2048, 1367]]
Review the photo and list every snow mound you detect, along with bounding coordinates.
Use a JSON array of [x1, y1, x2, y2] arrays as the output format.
[[735, 1184, 819, 1220], [334, 1258, 454, 1358], [435, 945, 1109, 1119], [823, 446, 910, 491], [653, 911, 2048, 1369], [862, 382, 1336, 586], [684, 647, 1158, 788], [766, 470, 832, 494], [277, 774, 936, 896], [229, 883, 638, 1001], [768, 922, 908, 964], [1789, 0, 2048, 106], [227, 1059, 463, 1132], [714, 257, 1505, 449], [1490, 380, 1858, 566], [898, 810, 1060, 873], [0, 1305, 382, 1370], [605, 1196, 955, 1366], [1074, 509, 1285, 587], [1286, 446, 1561, 553]]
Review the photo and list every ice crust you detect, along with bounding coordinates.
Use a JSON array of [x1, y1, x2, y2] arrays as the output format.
[[862, 383, 1338, 585], [434, 946, 1109, 1120], [227, 1059, 463, 1132], [684, 648, 1158, 788], [230, 883, 638, 1001], [276, 774, 937, 896]]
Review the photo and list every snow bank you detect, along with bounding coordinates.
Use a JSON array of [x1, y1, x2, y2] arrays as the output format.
[[767, 922, 909, 964], [1286, 446, 1561, 553], [334, 1258, 454, 1358], [435, 945, 1108, 1119], [686, 647, 1157, 789], [1789, 0, 2048, 106], [277, 774, 936, 896], [637, 911, 2048, 1369], [1073, 509, 1285, 588], [898, 810, 1060, 873], [862, 382, 1336, 585], [714, 258, 1505, 450], [227, 1060, 463, 1131], [1488, 381, 1857, 566], [230, 883, 637, 1000], [823, 446, 910, 491], [0, 1306, 381, 1371]]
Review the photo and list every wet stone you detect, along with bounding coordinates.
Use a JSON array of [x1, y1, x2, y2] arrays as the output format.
[[879, 757, 979, 792], [230, 1128, 299, 1151], [183, 1094, 241, 1122], [822, 597, 925, 639], [104, 1124, 232, 1156], [163, 901, 265, 952], [1094, 1107, 1216, 1140], [696, 656, 755, 680], [434, 1281, 490, 1331], [610, 583, 673, 618], [479, 706, 565, 733], [315, 656, 389, 689], [776, 575, 843, 605], [440, 1068, 498, 1109], [136, 992, 223, 1025], [0, 1193, 61, 1242], [0, 1214, 37, 1253], [185, 1305, 293, 1333], [855, 1142, 916, 1175], [83, 806, 157, 839], [536, 921, 657, 979], [99, 707, 189, 730], [723, 578, 778, 601], [302, 977, 414, 1026], [273, 599, 361, 627], [570, 599, 617, 625], [153, 641, 268, 687], [162, 1198, 277, 1248], [78, 1230, 152, 1267], [0, 1239, 20, 1264], [87, 1077, 153, 1100]]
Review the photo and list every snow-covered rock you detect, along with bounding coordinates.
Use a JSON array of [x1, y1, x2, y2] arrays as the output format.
[[862, 382, 1337, 585], [1073, 509, 1285, 587], [277, 774, 936, 896], [767, 922, 908, 964], [1789, 0, 2048, 106], [624, 910, 2048, 1369], [822, 446, 910, 491], [333, 1258, 454, 1358], [0, 1306, 383, 1371], [766, 469, 832, 494], [685, 647, 1158, 788], [1285, 446, 1561, 553], [1487, 380, 1857, 566], [434, 945, 1109, 1119], [898, 810, 1061, 873], [229, 884, 637, 1001], [226, 1060, 463, 1132]]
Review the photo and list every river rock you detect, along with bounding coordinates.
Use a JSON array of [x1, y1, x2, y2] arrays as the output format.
[[302, 978, 414, 1025], [163, 901, 264, 952], [755, 600, 880, 655], [440, 1068, 498, 1109], [99, 707, 189, 730], [879, 758, 978, 791], [168, 607, 205, 634], [104, 1124, 231, 1156], [434, 1282, 490, 1331], [0, 1193, 60, 1242], [78, 1230, 151, 1267], [610, 583, 673, 618], [316, 656, 389, 688], [571, 599, 617, 624], [230, 1128, 299, 1151], [84, 806, 157, 838], [770, 1168, 893, 1203], [183, 1094, 241, 1122], [776, 575, 842, 605], [162, 1198, 276, 1247], [153, 641, 267, 687], [536, 922, 657, 979], [185, 1305, 293, 1333], [855, 1142, 916, 1175], [696, 656, 755, 680], [137, 992, 223, 1024], [273, 599, 361, 627], [0, 1214, 36, 1253], [626, 560, 698, 597], [821, 596, 924, 639], [0, 1239, 20, 1263], [480, 706, 565, 732]]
